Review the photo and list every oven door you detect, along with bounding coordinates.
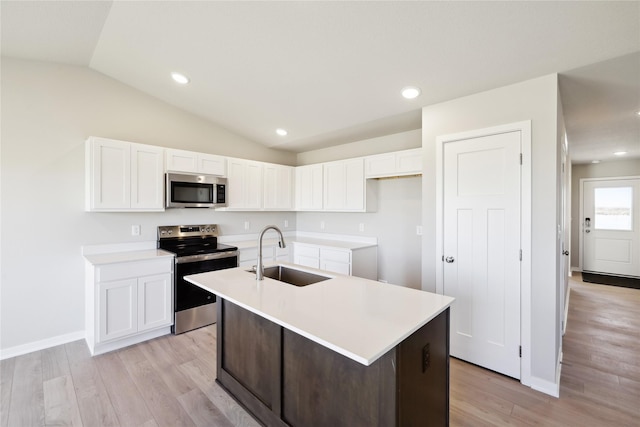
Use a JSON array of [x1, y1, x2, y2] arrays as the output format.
[[175, 254, 238, 312]]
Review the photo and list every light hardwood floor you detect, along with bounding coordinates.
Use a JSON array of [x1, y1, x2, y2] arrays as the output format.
[[1, 274, 638, 426]]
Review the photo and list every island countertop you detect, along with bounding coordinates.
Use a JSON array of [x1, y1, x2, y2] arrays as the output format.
[[185, 263, 454, 366]]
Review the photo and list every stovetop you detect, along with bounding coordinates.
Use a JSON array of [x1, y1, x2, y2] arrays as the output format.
[[157, 224, 238, 257]]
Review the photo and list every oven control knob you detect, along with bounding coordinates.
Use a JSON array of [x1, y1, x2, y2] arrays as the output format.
[[167, 230, 172, 234], [205, 227, 211, 232]]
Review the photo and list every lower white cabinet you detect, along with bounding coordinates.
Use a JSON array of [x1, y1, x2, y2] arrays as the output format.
[[86, 255, 173, 355], [239, 244, 291, 268], [292, 242, 377, 280]]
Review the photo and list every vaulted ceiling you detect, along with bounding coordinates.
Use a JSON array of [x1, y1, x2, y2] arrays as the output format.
[[2, 1, 638, 162]]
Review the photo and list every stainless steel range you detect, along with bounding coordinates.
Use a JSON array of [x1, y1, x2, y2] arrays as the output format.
[[157, 224, 238, 334]]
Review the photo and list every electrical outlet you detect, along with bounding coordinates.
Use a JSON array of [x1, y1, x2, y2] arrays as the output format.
[[284, 220, 289, 228], [320, 221, 325, 230], [131, 225, 140, 236], [359, 223, 365, 232], [416, 225, 423, 236], [244, 221, 250, 230]]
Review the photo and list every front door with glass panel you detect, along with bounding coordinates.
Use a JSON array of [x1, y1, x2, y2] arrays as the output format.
[[582, 178, 640, 277]]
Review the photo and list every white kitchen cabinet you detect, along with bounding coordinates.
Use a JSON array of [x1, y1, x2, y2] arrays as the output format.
[[364, 148, 422, 178], [263, 163, 294, 210], [323, 158, 369, 212], [85, 253, 173, 356], [295, 164, 323, 210], [292, 241, 377, 280], [238, 244, 291, 268], [165, 148, 226, 176], [86, 137, 164, 212], [227, 158, 263, 210]]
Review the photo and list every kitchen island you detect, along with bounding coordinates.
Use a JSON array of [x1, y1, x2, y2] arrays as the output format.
[[186, 263, 454, 427]]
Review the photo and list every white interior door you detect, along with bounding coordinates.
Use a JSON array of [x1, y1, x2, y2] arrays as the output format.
[[582, 178, 640, 277], [443, 130, 521, 379]]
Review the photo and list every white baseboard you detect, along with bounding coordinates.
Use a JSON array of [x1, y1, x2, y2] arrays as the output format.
[[0, 330, 85, 360]]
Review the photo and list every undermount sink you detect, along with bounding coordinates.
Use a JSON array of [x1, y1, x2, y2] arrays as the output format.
[[247, 265, 331, 287]]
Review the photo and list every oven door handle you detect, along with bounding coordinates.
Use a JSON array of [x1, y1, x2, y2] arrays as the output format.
[[176, 251, 239, 264]]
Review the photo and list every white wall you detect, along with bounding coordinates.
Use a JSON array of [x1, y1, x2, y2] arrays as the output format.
[[421, 74, 562, 392], [0, 58, 296, 353], [296, 129, 421, 165], [570, 159, 640, 270]]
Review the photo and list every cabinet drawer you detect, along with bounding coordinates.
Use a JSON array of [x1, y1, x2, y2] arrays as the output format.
[[295, 244, 320, 258], [294, 255, 320, 269], [239, 248, 258, 262], [320, 248, 350, 263], [97, 259, 172, 283]]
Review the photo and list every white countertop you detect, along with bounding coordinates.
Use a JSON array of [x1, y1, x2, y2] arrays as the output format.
[[185, 263, 453, 366], [83, 249, 174, 265], [289, 237, 376, 250]]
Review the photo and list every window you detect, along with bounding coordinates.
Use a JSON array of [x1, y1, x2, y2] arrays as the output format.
[[594, 187, 633, 230]]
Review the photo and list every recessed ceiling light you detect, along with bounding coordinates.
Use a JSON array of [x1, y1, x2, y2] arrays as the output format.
[[171, 72, 190, 85], [276, 128, 288, 136], [401, 86, 421, 99], [591, 160, 600, 164], [636, 111, 640, 116], [614, 151, 627, 156]]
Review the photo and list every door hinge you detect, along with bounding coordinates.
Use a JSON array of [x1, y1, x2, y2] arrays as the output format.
[[519, 346, 522, 357], [519, 249, 522, 261], [520, 153, 523, 165], [441, 255, 444, 262]]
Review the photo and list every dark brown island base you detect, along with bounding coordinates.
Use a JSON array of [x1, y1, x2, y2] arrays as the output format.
[[216, 298, 450, 427]]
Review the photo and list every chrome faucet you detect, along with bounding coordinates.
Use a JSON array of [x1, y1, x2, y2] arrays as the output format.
[[256, 225, 286, 280]]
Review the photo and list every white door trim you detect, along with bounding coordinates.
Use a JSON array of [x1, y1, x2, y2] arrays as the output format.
[[435, 120, 532, 387], [579, 175, 640, 273]]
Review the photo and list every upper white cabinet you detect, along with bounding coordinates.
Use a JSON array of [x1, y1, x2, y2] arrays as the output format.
[[263, 163, 294, 210], [86, 137, 164, 212], [323, 158, 368, 212], [227, 158, 263, 210], [165, 148, 226, 176], [364, 148, 423, 178], [295, 164, 323, 211]]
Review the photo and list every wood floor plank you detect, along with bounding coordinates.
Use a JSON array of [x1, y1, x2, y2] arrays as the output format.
[[43, 375, 83, 426], [41, 344, 71, 382], [0, 357, 15, 427], [64, 340, 120, 427], [95, 350, 154, 426], [7, 350, 44, 427], [177, 388, 233, 427], [178, 357, 260, 427], [137, 336, 196, 398], [118, 345, 196, 427]]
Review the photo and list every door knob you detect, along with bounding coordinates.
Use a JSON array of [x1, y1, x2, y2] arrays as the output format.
[[445, 256, 455, 263], [562, 250, 569, 256]]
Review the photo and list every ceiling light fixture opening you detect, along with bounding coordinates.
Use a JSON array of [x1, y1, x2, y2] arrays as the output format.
[[276, 128, 288, 136], [614, 151, 627, 156], [171, 72, 190, 85], [401, 86, 421, 99]]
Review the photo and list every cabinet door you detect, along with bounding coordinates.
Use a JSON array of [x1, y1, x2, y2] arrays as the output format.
[[227, 158, 263, 209], [131, 143, 164, 210], [99, 278, 137, 342], [365, 153, 395, 178], [88, 138, 131, 210], [396, 148, 422, 175], [137, 273, 172, 332], [320, 248, 351, 275], [165, 148, 198, 173], [324, 158, 364, 211], [198, 153, 226, 176], [295, 164, 323, 210], [264, 164, 294, 210]]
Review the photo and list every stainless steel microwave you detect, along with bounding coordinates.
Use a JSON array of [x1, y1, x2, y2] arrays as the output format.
[[166, 172, 227, 208]]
